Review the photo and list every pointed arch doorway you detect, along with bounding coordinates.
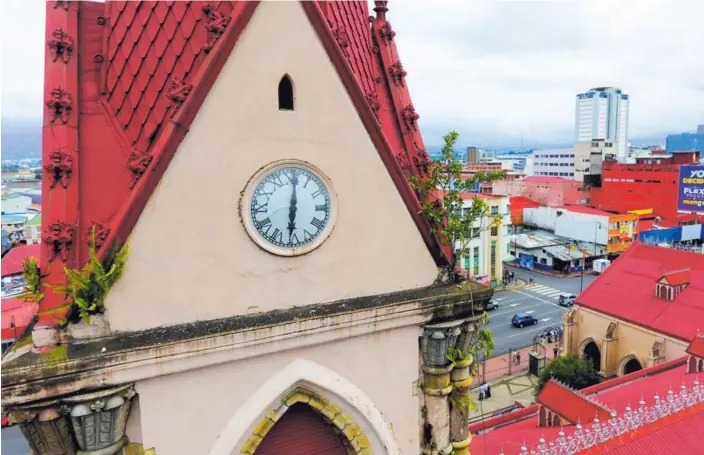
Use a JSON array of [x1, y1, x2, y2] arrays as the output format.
[[255, 403, 350, 455], [207, 359, 400, 455]]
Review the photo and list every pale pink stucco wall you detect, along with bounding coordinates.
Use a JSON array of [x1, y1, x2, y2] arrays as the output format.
[[104, 1, 437, 332], [134, 325, 421, 455]]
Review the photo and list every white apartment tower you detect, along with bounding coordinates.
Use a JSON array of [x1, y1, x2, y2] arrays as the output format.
[[575, 87, 629, 160]]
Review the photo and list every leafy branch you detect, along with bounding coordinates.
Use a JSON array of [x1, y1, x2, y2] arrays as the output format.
[[410, 131, 505, 283], [53, 230, 129, 324], [21, 256, 44, 302]]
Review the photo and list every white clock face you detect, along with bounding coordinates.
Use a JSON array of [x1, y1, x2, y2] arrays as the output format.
[[241, 161, 336, 256]]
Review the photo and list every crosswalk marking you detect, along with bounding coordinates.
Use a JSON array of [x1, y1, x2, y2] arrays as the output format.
[[525, 284, 569, 299]]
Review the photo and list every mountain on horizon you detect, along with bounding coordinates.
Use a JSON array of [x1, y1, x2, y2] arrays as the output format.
[[2, 119, 42, 160], [0, 118, 667, 161]]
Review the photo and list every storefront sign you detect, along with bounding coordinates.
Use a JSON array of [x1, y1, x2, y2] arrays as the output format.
[[677, 165, 704, 214]]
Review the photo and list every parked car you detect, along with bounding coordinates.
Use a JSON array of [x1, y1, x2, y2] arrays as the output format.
[[511, 313, 538, 328], [486, 299, 499, 311], [558, 294, 577, 307]]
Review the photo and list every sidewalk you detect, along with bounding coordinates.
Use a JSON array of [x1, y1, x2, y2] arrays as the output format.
[[493, 278, 526, 292], [505, 262, 587, 279], [468, 343, 564, 418], [469, 372, 538, 418], [472, 341, 562, 386]]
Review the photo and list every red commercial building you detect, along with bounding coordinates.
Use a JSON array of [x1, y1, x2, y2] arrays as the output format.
[[590, 151, 701, 222]]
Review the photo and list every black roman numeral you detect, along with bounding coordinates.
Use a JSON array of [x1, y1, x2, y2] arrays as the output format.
[[254, 202, 268, 213], [271, 175, 287, 188], [271, 228, 282, 243], [303, 177, 311, 188], [304, 229, 314, 241], [258, 189, 274, 199], [315, 204, 328, 212], [256, 217, 271, 232], [311, 188, 324, 198], [289, 232, 300, 245], [311, 217, 324, 230]]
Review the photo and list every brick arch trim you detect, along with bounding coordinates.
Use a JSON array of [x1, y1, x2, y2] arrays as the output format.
[[207, 358, 399, 455], [618, 354, 643, 376], [240, 387, 372, 454]]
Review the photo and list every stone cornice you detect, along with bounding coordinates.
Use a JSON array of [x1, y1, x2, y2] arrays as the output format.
[[2, 282, 492, 405]]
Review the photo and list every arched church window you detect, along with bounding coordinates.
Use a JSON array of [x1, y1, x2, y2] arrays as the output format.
[[278, 75, 294, 111]]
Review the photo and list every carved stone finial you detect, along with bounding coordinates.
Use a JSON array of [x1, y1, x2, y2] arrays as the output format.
[[44, 149, 74, 189], [45, 87, 73, 124], [84, 222, 111, 249], [47, 29, 74, 63], [401, 104, 419, 131], [201, 4, 231, 53], [165, 78, 193, 105], [42, 221, 76, 262], [378, 22, 396, 44], [388, 61, 407, 87], [125, 149, 153, 189]]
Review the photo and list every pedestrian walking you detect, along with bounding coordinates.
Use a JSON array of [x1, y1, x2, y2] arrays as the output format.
[[516, 351, 521, 366], [553, 346, 559, 359]]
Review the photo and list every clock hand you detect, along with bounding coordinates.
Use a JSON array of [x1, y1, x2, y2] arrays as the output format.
[[287, 171, 299, 239]]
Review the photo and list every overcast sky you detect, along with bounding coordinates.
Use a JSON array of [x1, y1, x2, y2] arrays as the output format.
[[2, 0, 703, 148]]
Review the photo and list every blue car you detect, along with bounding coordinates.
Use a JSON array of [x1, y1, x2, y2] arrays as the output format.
[[512, 313, 538, 328]]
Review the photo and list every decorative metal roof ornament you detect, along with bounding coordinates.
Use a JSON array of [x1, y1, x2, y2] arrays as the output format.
[[514, 379, 704, 455]]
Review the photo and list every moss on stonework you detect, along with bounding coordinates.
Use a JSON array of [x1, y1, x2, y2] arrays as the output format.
[[2, 282, 493, 387]]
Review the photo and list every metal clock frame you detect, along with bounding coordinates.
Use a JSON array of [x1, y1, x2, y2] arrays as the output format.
[[239, 159, 338, 257]]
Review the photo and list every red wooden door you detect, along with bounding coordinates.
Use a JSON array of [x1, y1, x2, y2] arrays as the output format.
[[255, 403, 349, 455]]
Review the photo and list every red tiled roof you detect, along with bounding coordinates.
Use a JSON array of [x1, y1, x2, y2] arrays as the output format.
[[1, 299, 38, 342], [575, 243, 704, 341], [536, 380, 613, 424], [1, 244, 41, 277], [687, 336, 704, 358], [37, 1, 447, 325]]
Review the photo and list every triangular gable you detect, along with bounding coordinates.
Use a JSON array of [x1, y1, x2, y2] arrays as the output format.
[[537, 380, 613, 424], [687, 335, 704, 359], [658, 269, 691, 286], [38, 0, 447, 327]]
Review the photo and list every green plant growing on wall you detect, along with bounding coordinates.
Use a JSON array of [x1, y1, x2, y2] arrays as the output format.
[[54, 231, 129, 324], [411, 131, 505, 284], [21, 256, 43, 302]]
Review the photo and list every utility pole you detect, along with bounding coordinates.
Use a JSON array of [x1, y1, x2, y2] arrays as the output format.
[[580, 249, 585, 294]]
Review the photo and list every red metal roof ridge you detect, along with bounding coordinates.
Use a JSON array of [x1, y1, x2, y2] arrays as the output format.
[[468, 405, 538, 434], [580, 357, 687, 395], [539, 379, 615, 421]]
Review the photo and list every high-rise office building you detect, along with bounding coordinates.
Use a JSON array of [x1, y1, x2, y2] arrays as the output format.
[[575, 87, 629, 160], [697, 125, 704, 135]]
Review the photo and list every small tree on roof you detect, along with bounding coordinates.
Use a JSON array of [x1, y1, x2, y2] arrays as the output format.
[[411, 131, 505, 284], [536, 353, 600, 395]]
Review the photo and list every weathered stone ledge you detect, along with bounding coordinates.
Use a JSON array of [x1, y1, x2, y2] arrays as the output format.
[[2, 282, 492, 405]]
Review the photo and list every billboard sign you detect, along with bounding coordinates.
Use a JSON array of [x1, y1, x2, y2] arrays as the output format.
[[677, 165, 704, 214]]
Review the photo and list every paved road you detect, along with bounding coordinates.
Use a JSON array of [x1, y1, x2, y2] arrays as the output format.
[[1, 426, 30, 455], [484, 265, 598, 357]]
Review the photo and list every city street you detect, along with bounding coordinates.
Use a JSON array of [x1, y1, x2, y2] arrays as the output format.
[[485, 265, 598, 356]]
